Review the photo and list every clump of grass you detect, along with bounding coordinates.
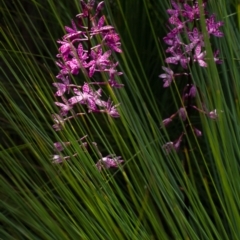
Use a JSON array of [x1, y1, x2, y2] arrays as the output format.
[[1, 0, 240, 239]]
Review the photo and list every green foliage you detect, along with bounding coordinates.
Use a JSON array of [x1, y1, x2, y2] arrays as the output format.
[[1, 0, 240, 239]]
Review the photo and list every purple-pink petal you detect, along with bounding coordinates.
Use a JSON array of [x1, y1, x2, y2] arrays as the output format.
[[68, 95, 84, 105], [178, 107, 187, 121], [53, 83, 67, 96]]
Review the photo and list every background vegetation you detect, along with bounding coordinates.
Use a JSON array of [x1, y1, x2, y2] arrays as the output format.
[[1, 0, 240, 239]]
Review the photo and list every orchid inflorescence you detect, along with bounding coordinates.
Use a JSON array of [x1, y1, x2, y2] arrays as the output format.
[[159, 0, 224, 153], [51, 0, 124, 170]]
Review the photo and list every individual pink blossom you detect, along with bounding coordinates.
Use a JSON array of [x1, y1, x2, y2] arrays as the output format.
[[53, 76, 70, 96], [103, 99, 120, 118], [193, 45, 207, 67], [178, 107, 187, 121], [165, 49, 190, 69], [185, 28, 204, 52], [189, 85, 197, 98], [52, 114, 65, 131], [102, 31, 122, 53], [213, 50, 223, 64], [52, 155, 65, 164], [182, 2, 204, 21], [159, 66, 175, 87], [86, 48, 112, 77], [193, 127, 202, 137], [54, 142, 67, 152], [206, 15, 224, 37], [52, 154, 75, 164], [166, 0, 181, 17], [54, 101, 73, 116], [162, 118, 172, 127], [208, 109, 218, 119], [96, 155, 124, 171], [162, 133, 184, 154]]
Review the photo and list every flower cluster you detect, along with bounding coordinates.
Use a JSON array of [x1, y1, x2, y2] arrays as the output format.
[[160, 0, 224, 152], [51, 0, 124, 170]]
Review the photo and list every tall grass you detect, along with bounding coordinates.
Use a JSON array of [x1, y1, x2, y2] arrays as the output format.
[[1, 0, 240, 239]]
